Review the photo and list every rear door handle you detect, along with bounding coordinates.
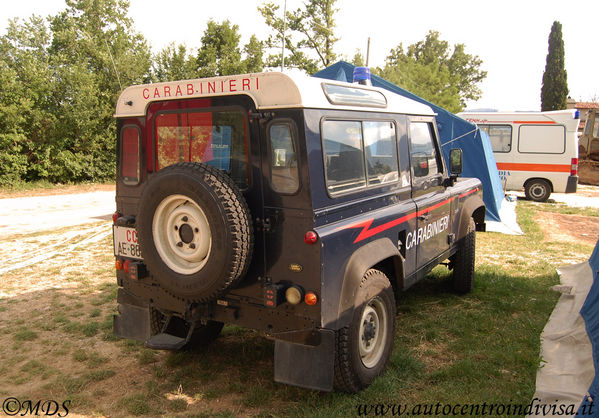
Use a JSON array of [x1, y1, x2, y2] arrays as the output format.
[[418, 214, 429, 221]]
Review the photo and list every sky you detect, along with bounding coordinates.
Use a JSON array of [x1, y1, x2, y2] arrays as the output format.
[[1, 0, 598, 112]]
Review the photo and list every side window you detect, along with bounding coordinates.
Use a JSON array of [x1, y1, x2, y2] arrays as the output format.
[[155, 110, 249, 189], [480, 124, 512, 153], [268, 122, 299, 194], [364, 121, 399, 184], [323, 121, 366, 194], [322, 120, 400, 195], [518, 125, 565, 154], [409, 122, 440, 178], [121, 126, 140, 185]]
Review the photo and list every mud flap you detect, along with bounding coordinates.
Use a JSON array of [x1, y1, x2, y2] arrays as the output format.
[[113, 289, 151, 342], [274, 329, 335, 391]]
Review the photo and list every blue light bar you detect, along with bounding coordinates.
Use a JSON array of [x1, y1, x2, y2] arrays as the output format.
[[353, 67, 372, 86]]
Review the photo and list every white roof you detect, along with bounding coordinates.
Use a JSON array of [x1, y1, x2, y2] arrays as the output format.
[[458, 110, 578, 124], [115, 71, 434, 118]]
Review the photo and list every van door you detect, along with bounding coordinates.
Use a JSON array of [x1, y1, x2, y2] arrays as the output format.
[[408, 118, 452, 268]]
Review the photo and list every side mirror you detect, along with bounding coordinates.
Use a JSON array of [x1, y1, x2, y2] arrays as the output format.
[[449, 148, 463, 177]]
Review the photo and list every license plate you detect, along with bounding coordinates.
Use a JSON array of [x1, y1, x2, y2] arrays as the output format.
[[113, 226, 143, 260]]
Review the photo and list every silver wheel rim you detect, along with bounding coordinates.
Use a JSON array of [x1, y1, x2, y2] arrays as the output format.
[[358, 297, 388, 368], [530, 183, 547, 199], [152, 194, 212, 275]]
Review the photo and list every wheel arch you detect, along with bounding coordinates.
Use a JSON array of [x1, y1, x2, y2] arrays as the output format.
[[334, 237, 403, 330], [457, 194, 486, 240], [524, 177, 554, 193]]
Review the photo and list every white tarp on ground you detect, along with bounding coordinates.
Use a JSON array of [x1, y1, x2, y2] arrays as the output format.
[[529, 261, 595, 416], [484, 197, 523, 235]]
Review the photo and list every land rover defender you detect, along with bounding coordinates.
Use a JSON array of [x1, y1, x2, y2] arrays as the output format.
[[112, 70, 485, 392]]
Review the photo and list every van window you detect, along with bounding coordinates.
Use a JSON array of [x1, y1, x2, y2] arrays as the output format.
[[269, 122, 299, 194], [518, 125, 565, 154], [409, 122, 440, 178], [322, 120, 399, 195], [479, 124, 512, 153], [155, 110, 249, 189]]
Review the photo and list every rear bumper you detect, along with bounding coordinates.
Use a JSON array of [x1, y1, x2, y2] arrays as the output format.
[[565, 175, 578, 193]]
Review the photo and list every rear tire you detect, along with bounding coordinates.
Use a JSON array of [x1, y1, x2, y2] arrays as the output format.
[[451, 218, 476, 294], [525, 179, 551, 202], [334, 269, 396, 393]]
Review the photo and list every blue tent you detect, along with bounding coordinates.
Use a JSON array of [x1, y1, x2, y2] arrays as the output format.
[[577, 241, 599, 417], [314, 61, 504, 222]]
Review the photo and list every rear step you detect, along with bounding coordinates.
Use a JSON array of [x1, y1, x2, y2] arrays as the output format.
[[145, 333, 188, 350], [144, 315, 196, 350]]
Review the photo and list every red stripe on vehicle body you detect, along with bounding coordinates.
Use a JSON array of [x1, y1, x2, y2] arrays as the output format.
[[496, 162, 570, 173], [342, 195, 463, 244]]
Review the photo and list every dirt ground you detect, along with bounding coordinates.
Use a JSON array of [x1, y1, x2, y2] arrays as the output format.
[[535, 211, 599, 246]]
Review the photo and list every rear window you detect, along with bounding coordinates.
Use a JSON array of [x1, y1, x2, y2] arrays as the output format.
[[518, 125, 565, 154], [121, 126, 140, 185], [155, 110, 249, 189]]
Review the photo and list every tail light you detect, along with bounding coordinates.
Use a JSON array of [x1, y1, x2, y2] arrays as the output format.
[[304, 292, 318, 306], [112, 211, 121, 223], [304, 230, 318, 245], [571, 158, 578, 176]]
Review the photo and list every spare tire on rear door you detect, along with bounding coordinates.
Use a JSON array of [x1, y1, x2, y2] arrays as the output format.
[[137, 162, 253, 302]]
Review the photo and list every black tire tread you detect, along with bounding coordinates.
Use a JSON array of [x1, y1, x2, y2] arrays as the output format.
[[138, 162, 253, 302], [452, 218, 475, 294], [334, 269, 395, 393]]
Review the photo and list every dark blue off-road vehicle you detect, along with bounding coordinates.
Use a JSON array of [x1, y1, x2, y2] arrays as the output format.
[[112, 70, 485, 392]]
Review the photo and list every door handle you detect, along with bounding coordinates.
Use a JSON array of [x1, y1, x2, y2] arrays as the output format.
[[418, 214, 429, 222]]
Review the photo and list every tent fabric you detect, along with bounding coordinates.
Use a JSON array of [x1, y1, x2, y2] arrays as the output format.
[[314, 61, 504, 222], [530, 261, 594, 416], [577, 241, 599, 417]]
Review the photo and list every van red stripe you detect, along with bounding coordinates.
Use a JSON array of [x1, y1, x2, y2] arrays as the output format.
[[512, 121, 557, 125], [496, 162, 570, 173]]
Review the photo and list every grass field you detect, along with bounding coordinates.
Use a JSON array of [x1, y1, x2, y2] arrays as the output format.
[[0, 198, 595, 417]]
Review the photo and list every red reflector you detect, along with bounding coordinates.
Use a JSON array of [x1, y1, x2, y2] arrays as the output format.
[[123, 260, 131, 274], [304, 230, 318, 245], [305, 292, 318, 306], [571, 158, 578, 176]]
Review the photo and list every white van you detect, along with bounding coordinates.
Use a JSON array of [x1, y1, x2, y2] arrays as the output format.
[[458, 110, 580, 202]]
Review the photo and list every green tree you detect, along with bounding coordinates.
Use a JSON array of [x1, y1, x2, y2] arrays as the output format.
[[196, 20, 264, 77], [153, 43, 198, 82], [259, 0, 338, 73], [377, 31, 486, 113], [541, 21, 568, 111], [0, 0, 152, 185], [47, 0, 151, 182], [0, 16, 57, 183]]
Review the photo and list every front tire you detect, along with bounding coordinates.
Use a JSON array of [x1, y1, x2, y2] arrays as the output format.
[[525, 179, 551, 202], [451, 218, 476, 294], [334, 269, 396, 393]]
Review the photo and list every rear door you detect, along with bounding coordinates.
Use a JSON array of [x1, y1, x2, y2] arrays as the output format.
[[408, 117, 452, 267]]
